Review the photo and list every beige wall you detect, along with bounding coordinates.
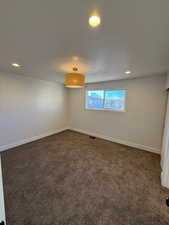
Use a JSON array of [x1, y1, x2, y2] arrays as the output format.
[[0, 73, 68, 150], [0, 73, 166, 154], [68, 75, 167, 153]]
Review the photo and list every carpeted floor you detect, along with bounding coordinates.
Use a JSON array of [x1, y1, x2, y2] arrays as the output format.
[[1, 130, 169, 225]]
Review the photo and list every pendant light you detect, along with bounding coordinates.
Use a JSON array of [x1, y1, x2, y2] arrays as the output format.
[[65, 67, 85, 88]]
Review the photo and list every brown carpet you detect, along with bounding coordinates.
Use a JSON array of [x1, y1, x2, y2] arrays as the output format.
[[1, 130, 169, 225]]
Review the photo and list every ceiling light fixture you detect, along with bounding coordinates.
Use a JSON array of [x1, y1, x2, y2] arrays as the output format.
[[65, 67, 85, 88], [89, 14, 101, 28], [12, 63, 21, 68], [125, 70, 131, 74]]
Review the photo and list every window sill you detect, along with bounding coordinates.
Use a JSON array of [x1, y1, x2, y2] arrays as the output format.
[[85, 108, 126, 112]]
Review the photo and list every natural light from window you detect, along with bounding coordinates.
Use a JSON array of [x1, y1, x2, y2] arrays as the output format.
[[86, 90, 126, 111]]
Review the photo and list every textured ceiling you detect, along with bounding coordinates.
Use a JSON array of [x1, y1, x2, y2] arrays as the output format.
[[0, 0, 169, 83]]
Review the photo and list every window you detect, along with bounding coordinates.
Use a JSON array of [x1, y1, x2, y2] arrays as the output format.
[[86, 89, 126, 111]]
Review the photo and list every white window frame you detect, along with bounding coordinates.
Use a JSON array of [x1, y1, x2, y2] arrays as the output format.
[[85, 89, 127, 112]]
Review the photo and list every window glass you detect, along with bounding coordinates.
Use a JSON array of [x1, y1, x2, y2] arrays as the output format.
[[86, 90, 126, 111], [104, 90, 126, 111], [86, 90, 104, 109]]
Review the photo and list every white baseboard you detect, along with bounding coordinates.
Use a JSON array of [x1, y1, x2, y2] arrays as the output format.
[[0, 127, 161, 155], [70, 128, 160, 154], [0, 127, 69, 152]]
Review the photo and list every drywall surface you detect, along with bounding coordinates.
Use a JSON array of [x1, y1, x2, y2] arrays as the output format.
[[161, 92, 169, 188], [0, 73, 68, 150], [0, 156, 5, 223], [68, 75, 167, 153]]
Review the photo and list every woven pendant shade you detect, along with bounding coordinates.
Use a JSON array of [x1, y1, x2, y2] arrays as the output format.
[[65, 68, 85, 88]]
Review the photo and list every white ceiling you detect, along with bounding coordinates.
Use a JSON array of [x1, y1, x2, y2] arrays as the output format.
[[0, 0, 169, 83]]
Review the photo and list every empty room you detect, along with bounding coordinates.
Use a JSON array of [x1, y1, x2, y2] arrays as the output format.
[[0, 0, 169, 225]]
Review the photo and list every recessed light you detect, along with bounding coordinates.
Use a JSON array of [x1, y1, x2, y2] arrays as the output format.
[[125, 70, 131, 74], [89, 15, 101, 28], [12, 63, 21, 68]]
